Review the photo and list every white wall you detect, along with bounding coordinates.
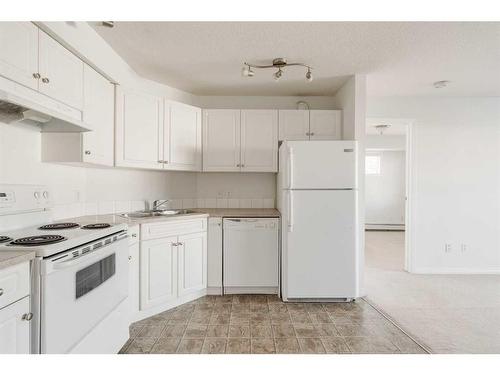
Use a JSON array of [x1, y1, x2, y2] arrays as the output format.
[[365, 150, 406, 226], [366, 134, 406, 150], [367, 96, 500, 274]]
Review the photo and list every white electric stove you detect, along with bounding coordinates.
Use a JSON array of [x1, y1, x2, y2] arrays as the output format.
[[0, 184, 130, 354]]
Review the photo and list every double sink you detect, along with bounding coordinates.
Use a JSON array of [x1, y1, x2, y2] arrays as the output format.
[[120, 209, 197, 219]]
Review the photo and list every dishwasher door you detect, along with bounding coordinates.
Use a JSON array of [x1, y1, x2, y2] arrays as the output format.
[[223, 218, 279, 294]]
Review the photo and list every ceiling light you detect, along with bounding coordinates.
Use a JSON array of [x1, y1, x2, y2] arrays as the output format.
[[101, 21, 115, 28], [241, 65, 254, 77], [242, 57, 313, 83], [374, 124, 391, 135], [273, 68, 283, 81], [306, 68, 313, 82], [433, 80, 450, 89]]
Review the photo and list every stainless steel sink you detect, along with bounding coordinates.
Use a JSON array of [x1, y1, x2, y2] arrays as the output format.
[[120, 209, 196, 219]]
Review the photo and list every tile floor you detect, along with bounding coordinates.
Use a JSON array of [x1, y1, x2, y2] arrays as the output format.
[[120, 294, 427, 354]]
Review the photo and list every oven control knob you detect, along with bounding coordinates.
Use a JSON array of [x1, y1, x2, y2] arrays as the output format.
[[43, 191, 49, 199]]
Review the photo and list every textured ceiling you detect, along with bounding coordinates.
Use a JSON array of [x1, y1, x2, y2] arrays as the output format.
[[92, 22, 500, 97]]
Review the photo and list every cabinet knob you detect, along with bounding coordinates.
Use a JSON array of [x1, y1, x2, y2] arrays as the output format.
[[0, 288, 3, 296], [41, 77, 50, 83], [22, 313, 33, 321], [32, 73, 41, 79], [236, 164, 240, 167], [128, 256, 132, 260], [163, 160, 169, 164], [241, 164, 245, 167], [85, 150, 91, 155], [131, 233, 137, 238], [158, 160, 164, 164], [310, 132, 315, 136]]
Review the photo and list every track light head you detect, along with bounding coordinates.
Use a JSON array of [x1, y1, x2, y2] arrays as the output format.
[[273, 68, 283, 81], [306, 69, 313, 82], [241, 65, 255, 77]]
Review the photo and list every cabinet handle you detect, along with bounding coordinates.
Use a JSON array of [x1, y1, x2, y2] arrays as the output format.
[[163, 160, 169, 164], [33, 73, 41, 79], [310, 132, 315, 136], [158, 160, 164, 163], [241, 164, 245, 167], [305, 132, 310, 136], [0, 288, 3, 296], [22, 313, 33, 321], [236, 164, 240, 167], [128, 256, 132, 260], [84, 150, 91, 155], [131, 233, 137, 238], [41, 77, 50, 83]]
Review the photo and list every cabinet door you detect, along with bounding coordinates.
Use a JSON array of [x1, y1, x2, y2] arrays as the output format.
[[115, 87, 163, 170], [140, 237, 178, 310], [202, 109, 241, 171], [165, 101, 202, 171], [0, 22, 38, 90], [278, 110, 310, 141], [0, 296, 30, 354], [177, 232, 207, 297], [240, 110, 278, 172], [82, 65, 115, 166], [207, 217, 222, 293], [128, 243, 140, 319], [309, 110, 342, 140], [38, 30, 84, 110]]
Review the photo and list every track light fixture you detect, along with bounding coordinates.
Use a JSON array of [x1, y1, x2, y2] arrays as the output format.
[[242, 58, 313, 83]]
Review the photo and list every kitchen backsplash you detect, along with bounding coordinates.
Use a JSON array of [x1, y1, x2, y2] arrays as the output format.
[[51, 197, 275, 220]]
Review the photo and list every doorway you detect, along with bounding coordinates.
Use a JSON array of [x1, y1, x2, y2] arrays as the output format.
[[364, 118, 413, 273]]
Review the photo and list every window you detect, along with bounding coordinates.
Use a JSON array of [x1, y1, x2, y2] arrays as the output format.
[[366, 155, 381, 175]]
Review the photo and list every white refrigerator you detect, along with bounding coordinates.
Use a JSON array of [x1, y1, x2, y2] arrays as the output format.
[[278, 140, 360, 301]]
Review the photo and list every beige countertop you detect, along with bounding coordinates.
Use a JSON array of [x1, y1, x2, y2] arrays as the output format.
[[69, 208, 280, 227], [0, 250, 35, 271]]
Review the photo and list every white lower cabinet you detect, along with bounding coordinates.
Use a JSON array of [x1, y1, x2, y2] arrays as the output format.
[[138, 218, 207, 315], [140, 236, 178, 311], [207, 217, 223, 294], [177, 232, 207, 297], [0, 296, 31, 354]]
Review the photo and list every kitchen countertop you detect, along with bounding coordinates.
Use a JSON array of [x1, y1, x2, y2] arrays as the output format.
[[69, 208, 280, 227], [0, 250, 36, 271]]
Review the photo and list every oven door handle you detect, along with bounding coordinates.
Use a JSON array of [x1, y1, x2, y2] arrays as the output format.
[[52, 237, 127, 270]]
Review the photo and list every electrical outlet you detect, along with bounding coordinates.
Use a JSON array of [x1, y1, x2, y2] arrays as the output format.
[[461, 244, 467, 252], [445, 243, 452, 253]]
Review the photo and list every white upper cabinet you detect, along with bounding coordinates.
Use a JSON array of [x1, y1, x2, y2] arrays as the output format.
[[38, 31, 84, 110], [202, 109, 241, 172], [0, 22, 38, 90], [164, 101, 202, 171], [278, 110, 310, 141], [240, 110, 278, 172], [309, 110, 342, 140], [82, 65, 114, 166], [115, 87, 163, 170]]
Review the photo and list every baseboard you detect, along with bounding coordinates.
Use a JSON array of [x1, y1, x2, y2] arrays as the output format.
[[412, 267, 500, 275], [365, 224, 405, 231], [132, 288, 207, 323], [207, 286, 223, 295], [224, 286, 278, 295]]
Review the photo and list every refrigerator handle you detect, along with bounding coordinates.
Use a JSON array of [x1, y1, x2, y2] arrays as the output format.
[[287, 146, 293, 189], [287, 190, 294, 232]]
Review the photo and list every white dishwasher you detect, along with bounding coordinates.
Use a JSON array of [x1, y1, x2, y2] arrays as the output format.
[[223, 218, 279, 295]]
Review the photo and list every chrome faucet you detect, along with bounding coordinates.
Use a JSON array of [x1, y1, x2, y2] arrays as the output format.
[[152, 199, 170, 211]]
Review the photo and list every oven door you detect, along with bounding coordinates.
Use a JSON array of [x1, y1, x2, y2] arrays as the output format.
[[40, 235, 128, 353]]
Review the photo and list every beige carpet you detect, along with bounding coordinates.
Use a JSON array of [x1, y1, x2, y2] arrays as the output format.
[[364, 230, 500, 353]]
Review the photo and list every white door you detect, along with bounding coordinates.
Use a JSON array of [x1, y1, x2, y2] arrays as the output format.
[[284, 140, 357, 189], [202, 109, 241, 171], [0, 22, 39, 90], [283, 190, 357, 299], [278, 110, 310, 141], [207, 217, 222, 292], [309, 110, 342, 140], [38, 30, 84, 110], [165, 101, 202, 171], [240, 110, 278, 172], [115, 87, 163, 170], [0, 296, 30, 354], [140, 236, 178, 310], [177, 232, 207, 297], [128, 242, 140, 320], [82, 65, 114, 166]]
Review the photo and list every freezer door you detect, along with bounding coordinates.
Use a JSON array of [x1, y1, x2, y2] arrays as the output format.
[[281, 141, 357, 189], [282, 190, 358, 299]]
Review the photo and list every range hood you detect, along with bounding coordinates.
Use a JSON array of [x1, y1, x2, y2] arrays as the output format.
[[0, 83, 91, 133]]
